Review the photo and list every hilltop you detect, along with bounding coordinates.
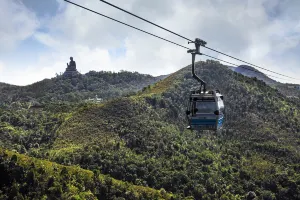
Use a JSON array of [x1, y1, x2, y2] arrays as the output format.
[[0, 70, 167, 104], [231, 65, 278, 86], [229, 65, 300, 97], [1, 60, 300, 199]]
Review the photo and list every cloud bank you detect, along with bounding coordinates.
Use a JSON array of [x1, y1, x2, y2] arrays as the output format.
[[0, 0, 299, 85]]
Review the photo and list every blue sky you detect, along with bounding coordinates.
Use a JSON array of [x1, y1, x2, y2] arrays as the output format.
[[0, 0, 59, 76], [22, 0, 59, 17], [0, 0, 299, 85], [23, 0, 126, 61], [0, 35, 48, 67]]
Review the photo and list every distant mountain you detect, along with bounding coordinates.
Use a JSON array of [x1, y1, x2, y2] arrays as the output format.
[[155, 74, 170, 80], [0, 70, 165, 103], [226, 65, 236, 71], [234, 65, 278, 85], [231, 65, 300, 97], [1, 60, 300, 199]]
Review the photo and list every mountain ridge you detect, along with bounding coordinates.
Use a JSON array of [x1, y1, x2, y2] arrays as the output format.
[[1, 61, 300, 199], [230, 65, 278, 85], [0, 70, 168, 104]]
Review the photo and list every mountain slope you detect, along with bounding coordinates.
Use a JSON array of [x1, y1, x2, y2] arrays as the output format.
[[233, 65, 278, 85], [0, 148, 176, 200], [45, 61, 300, 199], [1, 61, 300, 199], [0, 70, 164, 103], [229, 65, 300, 98]]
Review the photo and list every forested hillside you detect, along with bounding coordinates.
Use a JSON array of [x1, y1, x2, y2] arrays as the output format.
[[1, 61, 300, 199], [0, 148, 176, 199], [0, 70, 166, 103], [231, 65, 300, 98]]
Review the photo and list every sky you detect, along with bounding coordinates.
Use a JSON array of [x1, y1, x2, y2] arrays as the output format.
[[0, 0, 299, 86]]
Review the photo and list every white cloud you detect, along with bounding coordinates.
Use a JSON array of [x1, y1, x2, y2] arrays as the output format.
[[0, 0, 39, 53], [0, 45, 114, 85], [0, 61, 4, 74], [34, 32, 60, 48], [1, 0, 300, 85]]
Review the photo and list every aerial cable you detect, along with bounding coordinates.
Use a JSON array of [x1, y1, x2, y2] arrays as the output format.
[[63, 0, 189, 50], [202, 54, 293, 81], [202, 46, 298, 80], [98, 0, 192, 42], [97, 0, 300, 81], [64, 0, 298, 82]]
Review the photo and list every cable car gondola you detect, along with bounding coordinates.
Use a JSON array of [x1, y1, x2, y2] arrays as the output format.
[[185, 38, 225, 131]]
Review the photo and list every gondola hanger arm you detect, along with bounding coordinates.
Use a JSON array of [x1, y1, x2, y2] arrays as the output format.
[[188, 38, 207, 92]]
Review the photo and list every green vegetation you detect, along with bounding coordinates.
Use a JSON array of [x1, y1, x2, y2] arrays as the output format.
[[1, 60, 300, 199], [0, 70, 165, 103], [0, 148, 176, 199]]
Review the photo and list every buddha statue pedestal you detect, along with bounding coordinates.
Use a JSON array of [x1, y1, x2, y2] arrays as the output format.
[[63, 64, 79, 78]]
